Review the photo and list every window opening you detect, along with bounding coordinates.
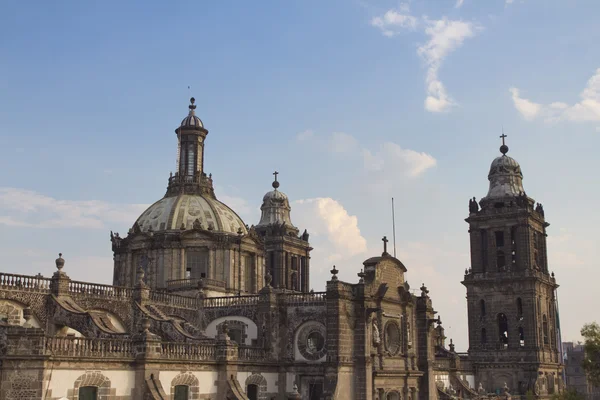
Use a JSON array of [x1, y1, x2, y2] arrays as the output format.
[[498, 313, 509, 348], [79, 386, 98, 400], [309, 383, 324, 400], [247, 384, 258, 400], [174, 385, 189, 400], [481, 328, 487, 345], [495, 231, 505, 247], [480, 299, 486, 318], [517, 298, 523, 320], [543, 315, 549, 345]]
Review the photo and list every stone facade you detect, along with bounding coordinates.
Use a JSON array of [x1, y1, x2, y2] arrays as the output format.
[[0, 103, 564, 399]]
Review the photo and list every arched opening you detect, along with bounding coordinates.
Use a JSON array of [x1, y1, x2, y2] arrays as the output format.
[[516, 298, 523, 319], [496, 250, 506, 272], [480, 299, 486, 318], [543, 315, 549, 345], [247, 384, 258, 400], [78, 386, 98, 400], [174, 385, 189, 400], [481, 328, 487, 345], [498, 313, 509, 348], [519, 326, 525, 347], [387, 391, 400, 400]]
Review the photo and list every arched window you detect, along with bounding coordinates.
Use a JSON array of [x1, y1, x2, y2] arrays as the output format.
[[480, 299, 486, 318], [543, 315, 549, 345], [481, 328, 487, 345], [174, 385, 189, 400], [519, 326, 525, 347], [498, 313, 509, 348], [79, 387, 97, 400], [516, 298, 523, 319]]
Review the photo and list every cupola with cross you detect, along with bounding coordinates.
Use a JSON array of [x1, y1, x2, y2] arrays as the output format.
[[462, 134, 561, 395], [254, 172, 312, 292]]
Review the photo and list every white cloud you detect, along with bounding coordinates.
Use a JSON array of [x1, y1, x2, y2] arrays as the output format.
[[0, 188, 148, 229], [418, 18, 480, 112], [370, 6, 418, 37], [363, 142, 437, 177], [455, 0, 465, 8], [510, 68, 600, 125], [294, 198, 367, 262], [371, 7, 480, 112], [509, 87, 541, 120]]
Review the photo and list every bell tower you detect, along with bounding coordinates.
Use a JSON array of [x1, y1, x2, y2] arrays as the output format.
[[462, 136, 563, 397]]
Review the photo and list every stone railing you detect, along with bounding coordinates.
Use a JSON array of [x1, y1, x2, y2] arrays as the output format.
[[285, 291, 326, 305], [149, 291, 198, 309], [201, 295, 260, 308], [69, 280, 133, 299], [167, 277, 226, 292], [46, 336, 134, 358], [238, 346, 269, 361], [0, 273, 52, 292], [160, 342, 216, 361]]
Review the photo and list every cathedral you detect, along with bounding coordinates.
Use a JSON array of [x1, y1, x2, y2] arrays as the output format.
[[0, 99, 563, 400]]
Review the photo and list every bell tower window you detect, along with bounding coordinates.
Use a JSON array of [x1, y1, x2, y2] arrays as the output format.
[[480, 299, 486, 319], [498, 313, 509, 348]]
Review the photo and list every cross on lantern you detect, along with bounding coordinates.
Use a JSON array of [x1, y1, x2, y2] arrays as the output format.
[[273, 171, 279, 182], [382, 236, 389, 254], [500, 133, 507, 145]]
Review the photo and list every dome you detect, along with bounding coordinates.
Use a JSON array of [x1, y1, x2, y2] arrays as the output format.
[[179, 97, 204, 129], [135, 194, 247, 234], [256, 173, 296, 229], [484, 154, 525, 199]]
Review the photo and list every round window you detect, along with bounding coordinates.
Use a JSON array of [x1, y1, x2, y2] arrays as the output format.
[[297, 323, 327, 361], [385, 321, 401, 355], [306, 331, 325, 354]]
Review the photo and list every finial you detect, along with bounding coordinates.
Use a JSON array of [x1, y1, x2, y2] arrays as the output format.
[[55, 253, 65, 271], [330, 265, 338, 281], [189, 97, 197, 111], [499, 131, 509, 155], [382, 236, 389, 255], [272, 171, 280, 189], [357, 268, 365, 284]]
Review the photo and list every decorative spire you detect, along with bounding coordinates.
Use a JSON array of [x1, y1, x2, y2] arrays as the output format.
[[499, 131, 508, 155], [272, 170, 280, 189], [189, 97, 197, 113]]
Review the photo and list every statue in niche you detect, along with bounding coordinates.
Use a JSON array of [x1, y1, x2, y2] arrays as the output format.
[[192, 218, 203, 230], [372, 319, 381, 346]]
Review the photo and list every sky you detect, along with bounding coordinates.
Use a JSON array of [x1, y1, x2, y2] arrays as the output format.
[[1, 0, 599, 351]]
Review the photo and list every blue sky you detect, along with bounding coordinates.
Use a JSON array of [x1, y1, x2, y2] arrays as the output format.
[[1, 0, 599, 350]]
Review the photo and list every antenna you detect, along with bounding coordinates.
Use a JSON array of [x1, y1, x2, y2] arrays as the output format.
[[392, 197, 397, 258]]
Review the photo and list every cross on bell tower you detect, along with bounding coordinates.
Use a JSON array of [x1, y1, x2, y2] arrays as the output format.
[[382, 236, 389, 255]]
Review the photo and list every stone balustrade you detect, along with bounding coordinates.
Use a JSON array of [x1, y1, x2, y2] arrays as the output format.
[[201, 294, 260, 308], [149, 290, 199, 308], [238, 346, 269, 361], [46, 336, 135, 358], [69, 280, 133, 299], [0, 272, 51, 292], [166, 277, 226, 292], [160, 342, 216, 361], [285, 291, 326, 305]]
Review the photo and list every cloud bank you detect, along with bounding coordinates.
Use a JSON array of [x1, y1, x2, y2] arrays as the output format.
[[510, 68, 600, 125]]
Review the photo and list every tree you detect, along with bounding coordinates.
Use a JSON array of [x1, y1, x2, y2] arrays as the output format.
[[581, 322, 600, 386]]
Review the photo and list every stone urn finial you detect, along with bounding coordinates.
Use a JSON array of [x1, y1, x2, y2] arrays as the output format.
[[55, 253, 65, 271], [141, 318, 151, 332]]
